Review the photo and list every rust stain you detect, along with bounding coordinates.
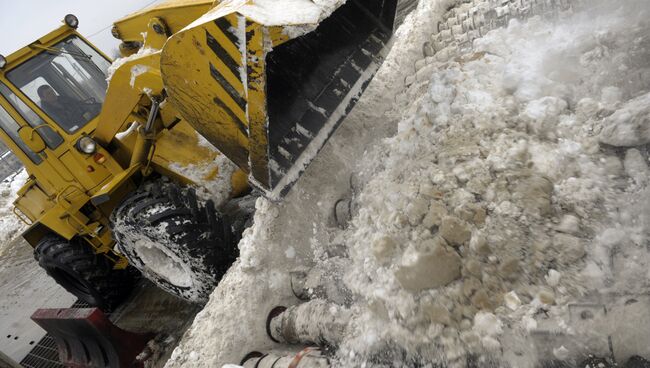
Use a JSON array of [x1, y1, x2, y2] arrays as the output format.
[[192, 34, 205, 55]]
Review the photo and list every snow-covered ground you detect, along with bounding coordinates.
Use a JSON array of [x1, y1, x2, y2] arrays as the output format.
[[166, 0, 650, 367], [0, 169, 28, 255], [0, 170, 78, 362]]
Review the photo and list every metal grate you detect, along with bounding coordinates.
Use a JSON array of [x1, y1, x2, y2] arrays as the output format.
[[19, 335, 63, 368], [19, 300, 91, 368], [68, 300, 91, 309]]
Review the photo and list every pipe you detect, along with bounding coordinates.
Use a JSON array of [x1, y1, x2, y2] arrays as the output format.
[[289, 259, 353, 306], [266, 300, 351, 348], [129, 98, 160, 168], [241, 348, 330, 368]]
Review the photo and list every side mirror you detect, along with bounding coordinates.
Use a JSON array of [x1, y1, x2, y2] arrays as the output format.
[[18, 126, 46, 153]]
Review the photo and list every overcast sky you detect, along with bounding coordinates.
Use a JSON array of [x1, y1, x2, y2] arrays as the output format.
[[0, 0, 165, 58]]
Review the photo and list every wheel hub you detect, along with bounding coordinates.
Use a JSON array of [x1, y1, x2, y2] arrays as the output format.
[[133, 239, 193, 288]]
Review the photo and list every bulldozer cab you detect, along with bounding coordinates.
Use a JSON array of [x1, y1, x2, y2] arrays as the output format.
[[0, 19, 121, 225], [6, 36, 110, 136], [0, 34, 110, 158]]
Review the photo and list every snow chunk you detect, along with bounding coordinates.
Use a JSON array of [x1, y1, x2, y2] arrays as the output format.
[[186, 0, 344, 38], [545, 269, 561, 287], [553, 346, 570, 360], [504, 291, 522, 311], [556, 214, 580, 235], [129, 64, 150, 88], [394, 238, 461, 292], [473, 312, 503, 337], [106, 47, 157, 82], [624, 149, 650, 185], [599, 92, 650, 147], [284, 246, 296, 259]]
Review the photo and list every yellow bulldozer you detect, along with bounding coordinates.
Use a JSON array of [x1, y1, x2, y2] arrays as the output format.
[[0, 0, 415, 309]]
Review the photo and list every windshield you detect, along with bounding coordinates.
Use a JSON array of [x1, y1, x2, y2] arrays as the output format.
[[0, 82, 64, 150], [6, 36, 111, 134]]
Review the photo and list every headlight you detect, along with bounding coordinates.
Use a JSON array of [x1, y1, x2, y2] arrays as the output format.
[[64, 14, 79, 29], [0, 55, 6, 69], [76, 136, 96, 154]]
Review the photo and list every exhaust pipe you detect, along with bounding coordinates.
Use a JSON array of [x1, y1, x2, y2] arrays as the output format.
[[241, 348, 330, 368], [266, 300, 351, 347]]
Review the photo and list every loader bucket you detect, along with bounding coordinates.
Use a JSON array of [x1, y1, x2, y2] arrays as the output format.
[[161, 0, 417, 197]]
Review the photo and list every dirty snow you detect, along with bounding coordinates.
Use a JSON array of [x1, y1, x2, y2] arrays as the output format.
[[190, 0, 343, 28], [130, 64, 151, 88], [167, 0, 650, 367], [167, 133, 237, 206], [233, 0, 342, 26], [106, 47, 158, 82], [0, 170, 28, 255]]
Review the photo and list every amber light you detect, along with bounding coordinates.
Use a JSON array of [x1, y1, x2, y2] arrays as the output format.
[[86, 165, 95, 172], [93, 153, 106, 164]]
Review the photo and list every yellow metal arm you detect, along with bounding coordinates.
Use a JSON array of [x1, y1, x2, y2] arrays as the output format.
[[93, 51, 164, 146]]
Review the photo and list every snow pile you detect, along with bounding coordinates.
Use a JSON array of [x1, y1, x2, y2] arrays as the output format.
[[184, 0, 346, 42], [167, 0, 650, 367], [337, 1, 650, 365], [234, 0, 343, 26], [106, 47, 158, 82], [0, 170, 28, 255], [164, 0, 450, 366], [165, 198, 296, 367], [194, 0, 344, 27]]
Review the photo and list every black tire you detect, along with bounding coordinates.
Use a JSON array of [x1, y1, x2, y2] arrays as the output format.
[[34, 235, 137, 311], [111, 180, 252, 304]]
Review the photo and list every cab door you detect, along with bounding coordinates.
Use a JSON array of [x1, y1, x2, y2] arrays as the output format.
[[0, 81, 76, 198]]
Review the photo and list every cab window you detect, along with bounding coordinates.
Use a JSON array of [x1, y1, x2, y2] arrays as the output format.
[[0, 104, 42, 164], [6, 36, 110, 134], [0, 83, 63, 149]]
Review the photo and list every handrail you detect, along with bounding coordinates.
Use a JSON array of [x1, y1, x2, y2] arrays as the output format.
[[13, 206, 32, 226], [55, 184, 85, 208]]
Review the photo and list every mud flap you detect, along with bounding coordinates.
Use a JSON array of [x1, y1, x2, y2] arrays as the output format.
[[161, 0, 418, 198], [31, 308, 154, 368]]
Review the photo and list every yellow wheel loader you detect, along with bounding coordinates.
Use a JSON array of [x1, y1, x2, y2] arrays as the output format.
[[0, 0, 416, 309]]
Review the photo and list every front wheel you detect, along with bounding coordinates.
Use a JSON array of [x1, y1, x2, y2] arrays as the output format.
[[111, 180, 252, 303]]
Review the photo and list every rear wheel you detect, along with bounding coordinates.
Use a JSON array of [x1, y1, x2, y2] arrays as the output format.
[[111, 180, 253, 303], [34, 235, 136, 311]]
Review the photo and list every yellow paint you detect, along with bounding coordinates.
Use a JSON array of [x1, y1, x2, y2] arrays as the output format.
[[112, 0, 213, 44]]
